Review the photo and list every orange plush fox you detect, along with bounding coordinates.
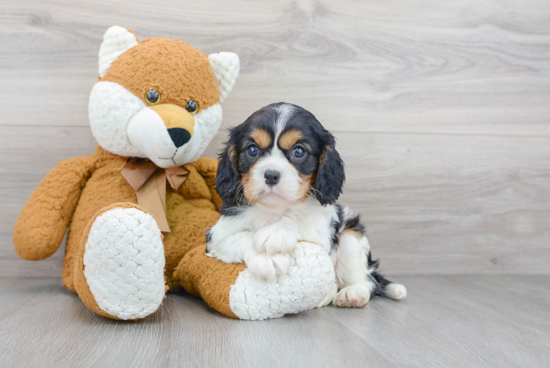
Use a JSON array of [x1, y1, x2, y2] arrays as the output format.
[[13, 26, 334, 320]]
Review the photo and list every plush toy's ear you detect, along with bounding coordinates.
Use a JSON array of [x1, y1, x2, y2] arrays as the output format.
[[314, 135, 345, 206], [98, 26, 139, 77], [208, 52, 240, 103]]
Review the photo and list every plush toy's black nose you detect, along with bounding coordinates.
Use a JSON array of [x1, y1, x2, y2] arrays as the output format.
[[264, 170, 281, 186], [168, 128, 191, 148]]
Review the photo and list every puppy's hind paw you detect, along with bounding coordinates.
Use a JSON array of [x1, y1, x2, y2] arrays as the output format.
[[334, 284, 372, 308]]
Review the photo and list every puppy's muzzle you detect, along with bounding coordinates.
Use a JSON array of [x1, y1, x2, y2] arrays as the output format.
[[264, 169, 281, 187]]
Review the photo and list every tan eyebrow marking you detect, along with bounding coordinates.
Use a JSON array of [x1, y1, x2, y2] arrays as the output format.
[[278, 129, 303, 150], [250, 128, 272, 149]]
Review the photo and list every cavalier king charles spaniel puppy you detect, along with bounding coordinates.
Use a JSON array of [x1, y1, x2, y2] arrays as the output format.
[[207, 103, 406, 308]]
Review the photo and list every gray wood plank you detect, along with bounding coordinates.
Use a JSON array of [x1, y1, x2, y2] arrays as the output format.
[[331, 275, 550, 367], [0, 277, 58, 320], [0, 276, 548, 368], [0, 278, 395, 368], [1, 126, 549, 277], [0, 0, 549, 137], [338, 132, 550, 275]]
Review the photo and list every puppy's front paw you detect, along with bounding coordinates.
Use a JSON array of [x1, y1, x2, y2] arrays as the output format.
[[271, 253, 291, 277], [245, 253, 276, 283], [254, 224, 298, 255], [245, 253, 291, 283], [333, 284, 372, 308]]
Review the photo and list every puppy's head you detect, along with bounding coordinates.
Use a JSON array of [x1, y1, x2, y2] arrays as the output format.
[[216, 103, 345, 207]]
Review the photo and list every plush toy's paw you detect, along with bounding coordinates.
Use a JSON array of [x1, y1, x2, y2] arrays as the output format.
[[316, 283, 339, 308], [229, 241, 335, 320], [333, 284, 372, 308], [82, 207, 166, 320], [253, 224, 298, 255]]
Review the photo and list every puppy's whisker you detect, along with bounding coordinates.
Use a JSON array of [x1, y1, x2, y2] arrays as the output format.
[[308, 186, 323, 199], [235, 181, 246, 205]]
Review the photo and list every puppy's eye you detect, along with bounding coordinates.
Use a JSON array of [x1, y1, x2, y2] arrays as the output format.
[[185, 100, 199, 114], [292, 146, 307, 160], [247, 145, 259, 157], [145, 89, 161, 104]]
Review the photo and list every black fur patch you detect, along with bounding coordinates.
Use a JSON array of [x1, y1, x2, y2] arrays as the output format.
[[205, 227, 212, 245], [367, 252, 380, 273], [220, 203, 248, 217], [370, 270, 393, 297], [314, 145, 345, 205], [330, 204, 345, 251], [343, 213, 366, 236]]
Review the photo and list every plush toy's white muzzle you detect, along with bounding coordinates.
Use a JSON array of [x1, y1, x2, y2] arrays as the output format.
[[127, 106, 202, 168]]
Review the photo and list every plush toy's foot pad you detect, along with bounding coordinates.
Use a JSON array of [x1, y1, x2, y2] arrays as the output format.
[[82, 207, 166, 320], [229, 241, 335, 320]]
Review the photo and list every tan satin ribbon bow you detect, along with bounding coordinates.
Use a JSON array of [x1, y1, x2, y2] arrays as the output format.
[[120, 158, 189, 233]]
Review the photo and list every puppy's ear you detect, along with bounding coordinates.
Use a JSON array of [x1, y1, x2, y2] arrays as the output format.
[[215, 126, 244, 206], [314, 135, 345, 205]]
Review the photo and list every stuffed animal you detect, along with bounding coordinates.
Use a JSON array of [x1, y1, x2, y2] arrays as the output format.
[[13, 26, 334, 320]]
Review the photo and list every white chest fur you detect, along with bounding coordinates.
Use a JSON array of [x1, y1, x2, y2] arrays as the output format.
[[230, 198, 336, 253]]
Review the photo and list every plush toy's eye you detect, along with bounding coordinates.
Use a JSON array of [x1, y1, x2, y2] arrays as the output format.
[[292, 146, 307, 160], [185, 100, 199, 114], [145, 89, 161, 105], [247, 144, 259, 157]]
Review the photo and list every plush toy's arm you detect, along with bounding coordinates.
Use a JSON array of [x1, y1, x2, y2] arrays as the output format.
[[13, 156, 95, 260], [193, 157, 223, 211]]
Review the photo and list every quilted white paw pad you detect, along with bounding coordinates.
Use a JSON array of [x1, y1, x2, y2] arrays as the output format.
[[229, 241, 335, 320], [83, 207, 165, 320]]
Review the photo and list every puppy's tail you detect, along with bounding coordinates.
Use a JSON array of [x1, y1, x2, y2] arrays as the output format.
[[371, 271, 407, 300]]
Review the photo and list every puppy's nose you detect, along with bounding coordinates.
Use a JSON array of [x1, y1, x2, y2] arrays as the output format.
[[264, 170, 281, 186], [168, 128, 191, 148]]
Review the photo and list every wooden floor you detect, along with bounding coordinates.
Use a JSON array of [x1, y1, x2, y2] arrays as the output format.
[[1, 275, 548, 368]]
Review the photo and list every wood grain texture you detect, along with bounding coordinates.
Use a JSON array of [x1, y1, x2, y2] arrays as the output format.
[[0, 276, 549, 368], [1, 126, 548, 276], [1, 0, 549, 276], [2, 0, 550, 135]]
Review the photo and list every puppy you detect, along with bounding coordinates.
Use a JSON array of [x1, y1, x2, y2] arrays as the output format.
[[207, 103, 406, 308]]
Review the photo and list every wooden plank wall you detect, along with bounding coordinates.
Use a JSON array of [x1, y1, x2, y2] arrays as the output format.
[[1, 0, 549, 277]]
